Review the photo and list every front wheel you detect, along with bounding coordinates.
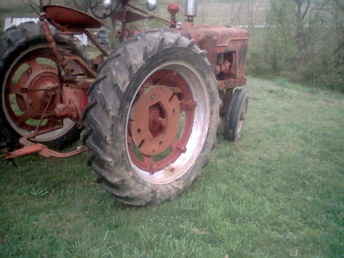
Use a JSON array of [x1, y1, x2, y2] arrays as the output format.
[[84, 30, 220, 206], [223, 88, 249, 142]]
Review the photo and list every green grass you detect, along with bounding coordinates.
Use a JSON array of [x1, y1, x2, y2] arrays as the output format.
[[1, 77, 343, 258]]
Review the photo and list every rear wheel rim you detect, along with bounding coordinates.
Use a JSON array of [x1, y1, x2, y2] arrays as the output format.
[[126, 61, 211, 185], [1, 44, 75, 142]]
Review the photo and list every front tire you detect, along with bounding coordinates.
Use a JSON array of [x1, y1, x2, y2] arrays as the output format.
[[84, 30, 220, 206], [223, 88, 249, 142]]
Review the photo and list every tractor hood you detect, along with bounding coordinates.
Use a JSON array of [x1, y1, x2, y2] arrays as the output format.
[[179, 24, 249, 85], [180, 24, 249, 47]]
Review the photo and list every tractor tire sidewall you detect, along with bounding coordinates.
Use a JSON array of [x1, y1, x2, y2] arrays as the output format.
[[84, 31, 220, 206], [0, 22, 85, 149], [224, 88, 249, 142]]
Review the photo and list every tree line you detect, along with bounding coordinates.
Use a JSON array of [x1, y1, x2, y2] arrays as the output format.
[[249, 0, 344, 91]]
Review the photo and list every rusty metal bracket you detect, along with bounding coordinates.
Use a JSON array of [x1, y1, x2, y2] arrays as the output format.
[[5, 137, 87, 159]]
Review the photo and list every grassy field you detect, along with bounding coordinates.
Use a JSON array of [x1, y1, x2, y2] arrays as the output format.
[[0, 77, 343, 258]]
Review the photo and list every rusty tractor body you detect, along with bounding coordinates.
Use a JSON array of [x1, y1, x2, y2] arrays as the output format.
[[0, 0, 249, 205]]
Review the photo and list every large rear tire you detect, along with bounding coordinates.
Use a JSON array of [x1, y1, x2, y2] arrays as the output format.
[[0, 22, 84, 149], [84, 30, 220, 206]]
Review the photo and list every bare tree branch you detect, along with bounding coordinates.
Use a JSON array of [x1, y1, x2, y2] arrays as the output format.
[[292, 0, 311, 20], [301, 0, 311, 20], [333, 0, 344, 11]]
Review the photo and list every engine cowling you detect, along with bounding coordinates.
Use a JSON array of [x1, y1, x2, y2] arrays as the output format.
[[180, 24, 249, 89]]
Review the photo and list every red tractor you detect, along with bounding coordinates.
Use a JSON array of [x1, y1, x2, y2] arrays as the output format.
[[0, 0, 249, 205]]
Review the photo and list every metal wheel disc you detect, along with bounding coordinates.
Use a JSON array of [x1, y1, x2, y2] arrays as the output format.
[[126, 62, 211, 185], [1, 44, 75, 142]]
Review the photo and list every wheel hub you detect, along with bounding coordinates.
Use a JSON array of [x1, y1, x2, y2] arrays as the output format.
[[20, 65, 59, 117], [130, 86, 181, 156]]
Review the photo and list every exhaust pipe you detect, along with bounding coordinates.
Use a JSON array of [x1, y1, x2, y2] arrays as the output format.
[[185, 0, 198, 23]]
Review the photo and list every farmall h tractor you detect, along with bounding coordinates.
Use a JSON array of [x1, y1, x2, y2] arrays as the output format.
[[0, 0, 249, 205]]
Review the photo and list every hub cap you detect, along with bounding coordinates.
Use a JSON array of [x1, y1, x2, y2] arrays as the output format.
[[130, 85, 181, 156]]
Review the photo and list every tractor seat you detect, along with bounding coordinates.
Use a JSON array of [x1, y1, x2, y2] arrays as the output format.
[[43, 5, 103, 33]]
